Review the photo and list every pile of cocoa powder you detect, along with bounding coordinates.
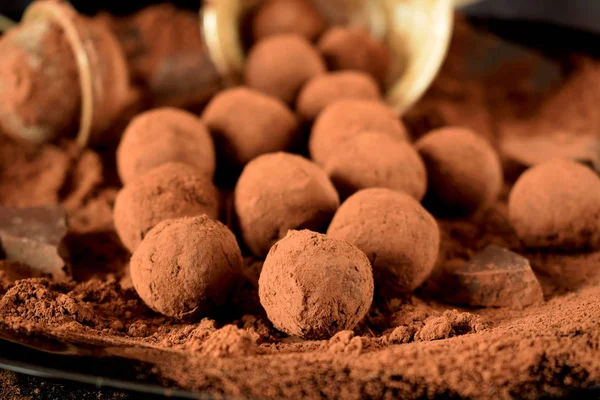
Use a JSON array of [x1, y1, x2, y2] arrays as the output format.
[[2, 16, 600, 399]]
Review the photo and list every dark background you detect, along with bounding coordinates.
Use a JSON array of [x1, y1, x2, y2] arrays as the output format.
[[3, 0, 600, 34]]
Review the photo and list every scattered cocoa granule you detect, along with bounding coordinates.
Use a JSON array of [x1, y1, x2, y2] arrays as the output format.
[[416, 127, 503, 217], [196, 324, 258, 357], [328, 188, 440, 295], [113, 162, 219, 253], [234, 152, 339, 258], [259, 230, 373, 339], [130, 215, 243, 320], [508, 159, 600, 251], [324, 131, 427, 201], [296, 71, 381, 121], [202, 87, 298, 167], [326, 330, 364, 356], [251, 0, 327, 43], [309, 99, 409, 165], [317, 27, 392, 86], [116, 108, 216, 185], [244, 34, 326, 105]]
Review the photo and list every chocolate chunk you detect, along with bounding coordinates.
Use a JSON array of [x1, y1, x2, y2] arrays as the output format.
[[502, 131, 600, 174], [445, 245, 543, 308], [0, 205, 69, 279]]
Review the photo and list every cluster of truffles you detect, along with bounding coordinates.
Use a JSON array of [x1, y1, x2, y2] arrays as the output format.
[[102, 0, 600, 342]]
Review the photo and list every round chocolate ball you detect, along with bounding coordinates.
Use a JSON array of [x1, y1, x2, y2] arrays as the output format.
[[317, 27, 391, 86], [324, 132, 427, 200], [114, 162, 219, 253], [202, 87, 298, 166], [309, 99, 409, 166], [416, 127, 503, 217], [244, 34, 326, 104], [117, 108, 216, 185], [508, 159, 600, 250], [235, 152, 340, 258], [259, 230, 374, 339], [0, 20, 80, 143], [328, 188, 440, 294], [296, 71, 381, 121], [252, 0, 327, 42], [131, 215, 243, 319]]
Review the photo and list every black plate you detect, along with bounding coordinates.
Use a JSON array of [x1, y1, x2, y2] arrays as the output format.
[[0, 328, 202, 399]]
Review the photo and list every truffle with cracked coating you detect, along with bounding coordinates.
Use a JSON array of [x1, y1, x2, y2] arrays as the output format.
[[130, 215, 243, 319], [259, 230, 373, 339]]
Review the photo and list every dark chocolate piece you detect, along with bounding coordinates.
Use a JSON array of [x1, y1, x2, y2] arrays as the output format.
[[502, 131, 600, 174], [445, 244, 543, 308], [0, 205, 69, 279]]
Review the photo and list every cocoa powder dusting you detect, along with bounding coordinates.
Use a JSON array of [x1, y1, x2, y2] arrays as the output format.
[[2, 17, 600, 399]]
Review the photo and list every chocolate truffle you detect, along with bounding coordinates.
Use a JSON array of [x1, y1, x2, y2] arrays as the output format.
[[317, 27, 391, 86], [234, 152, 340, 258], [309, 99, 409, 165], [416, 127, 503, 217], [0, 20, 80, 143], [117, 108, 216, 185], [296, 71, 381, 121], [113, 163, 219, 253], [508, 159, 600, 250], [0, 5, 133, 145], [244, 34, 326, 104], [327, 188, 440, 294], [130, 215, 243, 319], [324, 132, 427, 200], [258, 230, 373, 339], [252, 0, 327, 42], [202, 88, 298, 166]]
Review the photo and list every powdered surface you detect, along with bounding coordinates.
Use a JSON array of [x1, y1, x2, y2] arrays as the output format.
[[1, 18, 600, 399]]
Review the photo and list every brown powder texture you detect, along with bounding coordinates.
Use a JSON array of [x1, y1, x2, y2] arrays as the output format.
[[202, 87, 298, 167], [508, 159, 600, 251], [328, 188, 440, 295], [0, 20, 79, 144], [130, 215, 243, 320], [116, 108, 216, 185], [309, 99, 409, 166], [258, 230, 373, 339], [244, 34, 326, 105], [317, 27, 392, 86], [113, 163, 219, 253], [416, 127, 503, 218], [251, 0, 327, 43], [234, 152, 340, 258], [3, 16, 600, 400], [324, 132, 427, 201]]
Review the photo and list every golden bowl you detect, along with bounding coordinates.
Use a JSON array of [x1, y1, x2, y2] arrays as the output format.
[[202, 0, 454, 114]]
